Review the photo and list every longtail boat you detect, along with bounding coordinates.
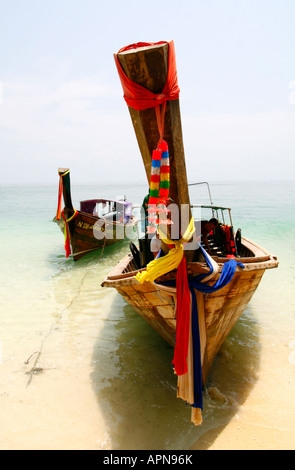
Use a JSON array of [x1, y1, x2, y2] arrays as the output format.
[[102, 41, 279, 425], [54, 168, 137, 261]]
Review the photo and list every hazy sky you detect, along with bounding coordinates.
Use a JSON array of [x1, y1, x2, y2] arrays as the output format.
[[0, 0, 294, 185]]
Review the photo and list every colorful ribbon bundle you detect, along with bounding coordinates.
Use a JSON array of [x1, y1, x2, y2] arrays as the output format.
[[56, 169, 70, 221], [159, 246, 244, 425], [56, 169, 78, 258], [147, 139, 171, 234], [115, 39, 246, 426], [135, 217, 195, 284], [116, 38, 195, 379], [61, 209, 78, 258], [115, 40, 203, 420], [149, 140, 169, 204]]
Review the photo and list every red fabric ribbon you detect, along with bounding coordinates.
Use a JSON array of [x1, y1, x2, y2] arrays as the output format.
[[114, 40, 180, 112], [61, 210, 75, 258], [172, 255, 191, 376]]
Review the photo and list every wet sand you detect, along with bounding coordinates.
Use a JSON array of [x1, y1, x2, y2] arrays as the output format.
[[193, 340, 295, 450], [1, 260, 294, 450]]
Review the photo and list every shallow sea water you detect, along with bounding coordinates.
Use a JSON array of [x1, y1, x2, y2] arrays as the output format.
[[0, 181, 294, 450]]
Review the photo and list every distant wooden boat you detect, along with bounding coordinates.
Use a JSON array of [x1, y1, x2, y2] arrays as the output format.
[[54, 168, 137, 261], [102, 41, 279, 425]]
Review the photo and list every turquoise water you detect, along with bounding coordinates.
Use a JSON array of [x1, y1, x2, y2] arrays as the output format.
[[0, 181, 294, 450]]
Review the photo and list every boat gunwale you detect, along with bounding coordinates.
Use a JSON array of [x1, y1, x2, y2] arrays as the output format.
[[102, 237, 279, 285]]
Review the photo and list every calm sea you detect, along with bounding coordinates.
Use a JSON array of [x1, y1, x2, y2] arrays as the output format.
[[0, 180, 294, 450]]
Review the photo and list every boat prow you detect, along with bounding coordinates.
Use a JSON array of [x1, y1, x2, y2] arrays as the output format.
[[102, 235, 278, 385]]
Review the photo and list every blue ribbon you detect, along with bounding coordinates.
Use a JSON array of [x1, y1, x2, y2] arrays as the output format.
[[188, 246, 244, 409], [159, 245, 244, 410]]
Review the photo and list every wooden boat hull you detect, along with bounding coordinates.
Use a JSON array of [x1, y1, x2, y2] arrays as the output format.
[[102, 237, 278, 385], [55, 210, 136, 261]]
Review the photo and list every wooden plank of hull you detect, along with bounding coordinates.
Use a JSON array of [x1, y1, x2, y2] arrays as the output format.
[[62, 210, 135, 261], [201, 269, 265, 382], [116, 283, 176, 346]]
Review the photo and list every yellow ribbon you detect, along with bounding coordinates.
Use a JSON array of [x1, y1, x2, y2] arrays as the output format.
[[62, 208, 78, 228], [61, 209, 78, 256], [135, 217, 195, 284]]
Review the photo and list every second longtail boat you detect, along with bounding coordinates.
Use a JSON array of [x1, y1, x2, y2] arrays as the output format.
[[54, 168, 137, 260]]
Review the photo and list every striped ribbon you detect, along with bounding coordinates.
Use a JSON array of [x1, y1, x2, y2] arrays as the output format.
[[147, 140, 171, 233]]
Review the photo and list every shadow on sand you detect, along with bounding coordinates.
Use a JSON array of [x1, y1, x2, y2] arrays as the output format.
[[90, 288, 261, 450]]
